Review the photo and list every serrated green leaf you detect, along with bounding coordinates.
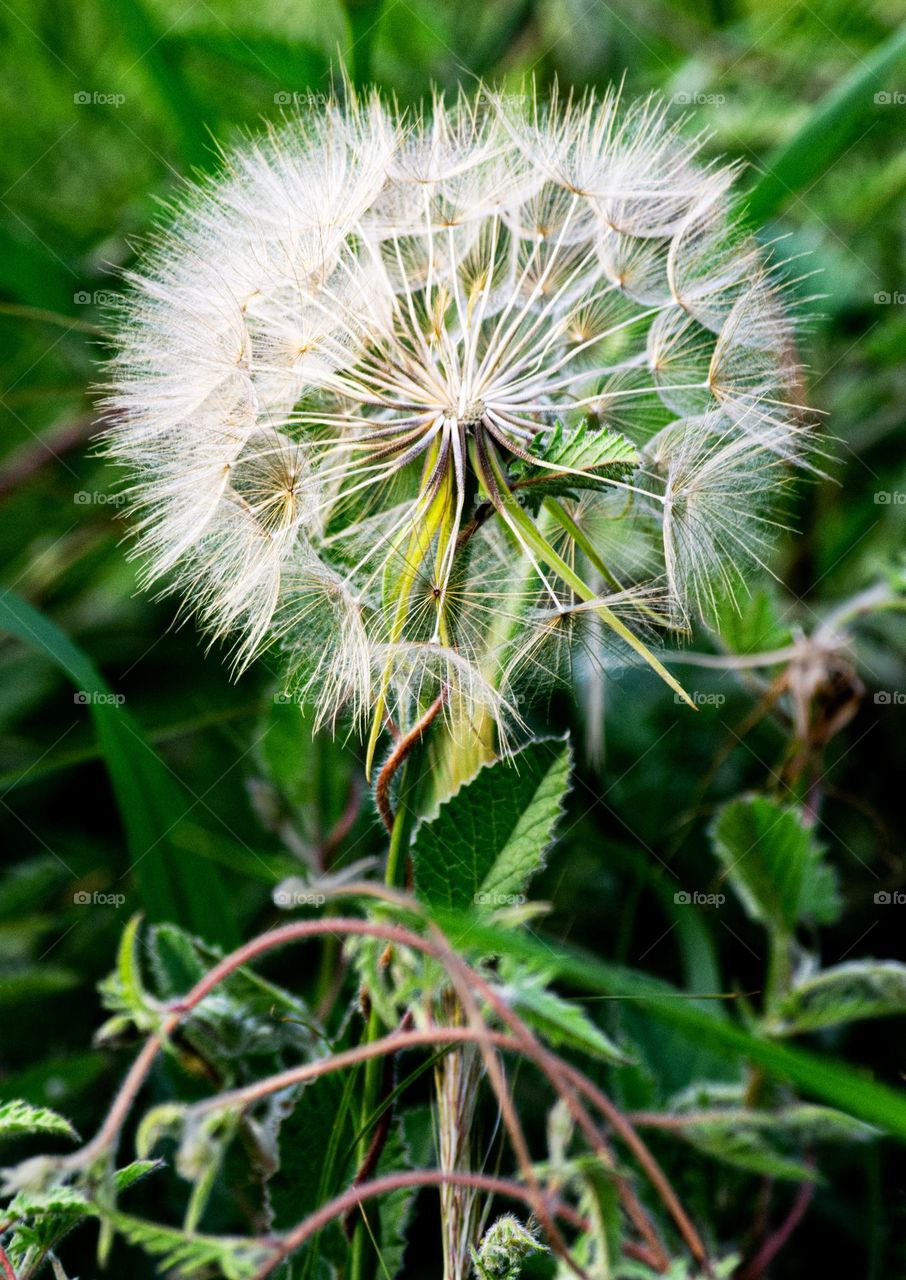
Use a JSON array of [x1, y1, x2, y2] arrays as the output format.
[[513, 420, 639, 499], [412, 738, 571, 910], [662, 1095, 875, 1181], [0, 1100, 77, 1143], [502, 973, 631, 1064], [710, 795, 841, 932], [6, 1186, 89, 1216], [773, 960, 906, 1034], [109, 1211, 273, 1279]]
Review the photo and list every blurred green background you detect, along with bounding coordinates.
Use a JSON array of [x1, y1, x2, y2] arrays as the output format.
[[1, 0, 905, 1275]]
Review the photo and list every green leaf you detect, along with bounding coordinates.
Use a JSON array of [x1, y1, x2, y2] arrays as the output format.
[[108, 1212, 273, 1279], [114, 1160, 162, 1192], [663, 1089, 875, 1180], [268, 1074, 356, 1232], [710, 795, 841, 932], [376, 1120, 415, 1280], [0, 592, 238, 947], [743, 25, 906, 225], [773, 960, 906, 1034], [0, 1100, 77, 1143], [498, 966, 631, 1064], [713, 588, 793, 656], [412, 738, 571, 910], [512, 419, 639, 498]]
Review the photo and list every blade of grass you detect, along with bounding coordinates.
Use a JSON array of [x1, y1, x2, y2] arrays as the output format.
[[742, 24, 906, 225], [430, 904, 906, 1141], [0, 591, 238, 946]]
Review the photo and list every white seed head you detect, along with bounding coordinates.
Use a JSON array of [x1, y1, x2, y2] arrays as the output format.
[[104, 83, 810, 747]]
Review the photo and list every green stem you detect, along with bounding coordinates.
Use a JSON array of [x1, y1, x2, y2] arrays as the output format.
[[351, 747, 429, 1280]]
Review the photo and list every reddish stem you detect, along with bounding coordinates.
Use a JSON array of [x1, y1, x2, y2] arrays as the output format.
[[253, 1170, 585, 1279], [735, 1166, 815, 1280], [0, 1247, 18, 1280], [374, 688, 446, 834]]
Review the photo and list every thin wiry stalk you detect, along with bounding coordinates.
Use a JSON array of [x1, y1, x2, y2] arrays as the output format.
[[61, 905, 703, 1274]]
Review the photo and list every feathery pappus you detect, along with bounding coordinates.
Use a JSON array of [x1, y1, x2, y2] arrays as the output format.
[[104, 83, 812, 767]]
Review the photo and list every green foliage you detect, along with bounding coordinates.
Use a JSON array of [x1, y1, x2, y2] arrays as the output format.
[[471, 1214, 547, 1280], [710, 796, 842, 933], [2, 3, 906, 1279], [0, 1102, 77, 1144], [511, 420, 640, 500], [743, 24, 906, 224], [774, 960, 906, 1034], [664, 1084, 875, 1180], [0, 593, 237, 947], [496, 961, 630, 1064], [412, 738, 571, 910]]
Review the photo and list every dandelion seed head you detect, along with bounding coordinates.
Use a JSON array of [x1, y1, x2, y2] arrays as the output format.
[[105, 82, 810, 747]]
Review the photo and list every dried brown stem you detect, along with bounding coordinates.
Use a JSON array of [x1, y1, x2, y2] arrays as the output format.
[[374, 688, 447, 834], [430, 928, 586, 1280]]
